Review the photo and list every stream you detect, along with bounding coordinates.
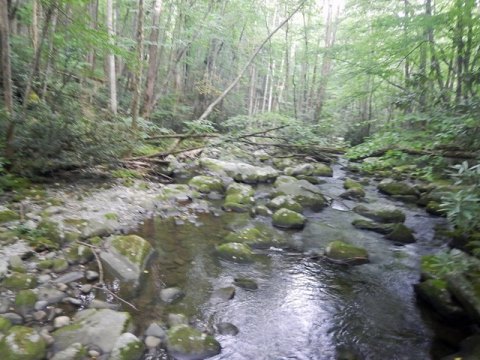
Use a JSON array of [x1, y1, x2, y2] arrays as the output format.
[[127, 160, 450, 360]]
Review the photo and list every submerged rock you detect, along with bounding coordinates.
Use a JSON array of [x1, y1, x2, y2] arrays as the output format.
[[353, 205, 405, 223], [215, 243, 254, 263], [0, 325, 47, 360], [216, 322, 239, 336], [352, 219, 393, 234], [272, 208, 306, 230], [273, 176, 327, 211], [100, 234, 153, 286], [340, 188, 365, 200], [188, 176, 225, 194], [233, 277, 258, 290], [212, 287, 236, 301], [166, 324, 221, 360], [52, 309, 133, 354], [324, 241, 369, 265]]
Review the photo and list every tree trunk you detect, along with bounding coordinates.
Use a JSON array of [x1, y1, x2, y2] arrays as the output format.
[[107, 0, 118, 114], [130, 0, 144, 133], [141, 0, 163, 117]]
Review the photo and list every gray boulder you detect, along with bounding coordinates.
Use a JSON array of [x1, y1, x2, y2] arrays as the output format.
[[272, 176, 326, 211]]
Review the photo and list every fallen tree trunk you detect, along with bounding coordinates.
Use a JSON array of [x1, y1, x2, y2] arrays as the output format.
[[351, 147, 479, 161]]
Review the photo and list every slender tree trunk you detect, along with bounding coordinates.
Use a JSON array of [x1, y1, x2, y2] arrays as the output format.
[[107, 0, 118, 114], [142, 0, 163, 117], [131, 0, 144, 132], [248, 65, 257, 116], [41, 7, 58, 98], [1, 0, 15, 161]]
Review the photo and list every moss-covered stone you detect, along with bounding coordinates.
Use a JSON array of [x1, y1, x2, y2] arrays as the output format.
[[188, 176, 224, 194], [225, 225, 283, 249], [2, 272, 37, 290], [36, 220, 62, 244], [110, 333, 145, 360], [351, 219, 393, 234], [36, 259, 54, 270], [312, 163, 333, 177], [0, 209, 20, 223], [267, 195, 303, 213], [378, 179, 418, 197], [386, 224, 415, 244], [156, 184, 192, 203], [65, 244, 94, 265], [111, 235, 152, 266], [0, 316, 12, 333], [324, 240, 369, 265], [233, 277, 258, 290], [223, 183, 255, 213], [215, 242, 254, 263], [272, 176, 326, 211], [344, 178, 363, 190], [272, 208, 306, 230], [52, 258, 69, 273], [166, 324, 221, 360], [0, 326, 47, 360], [340, 188, 365, 200], [353, 205, 405, 223], [15, 290, 37, 316], [50, 343, 87, 360], [426, 201, 445, 216]]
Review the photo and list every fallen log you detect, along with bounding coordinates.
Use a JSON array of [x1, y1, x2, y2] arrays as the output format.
[[351, 147, 479, 161]]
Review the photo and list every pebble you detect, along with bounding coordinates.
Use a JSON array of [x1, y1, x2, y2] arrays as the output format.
[[145, 336, 162, 348], [145, 323, 166, 339], [88, 350, 101, 358], [80, 284, 92, 293], [33, 310, 47, 321], [63, 297, 82, 306], [54, 316, 71, 328], [34, 300, 48, 311], [85, 270, 99, 281], [37, 274, 52, 283], [56, 283, 68, 292]]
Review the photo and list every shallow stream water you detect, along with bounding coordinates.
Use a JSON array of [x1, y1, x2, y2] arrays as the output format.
[[129, 161, 450, 360]]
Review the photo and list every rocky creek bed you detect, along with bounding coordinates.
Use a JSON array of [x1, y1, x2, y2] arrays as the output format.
[[0, 145, 479, 360]]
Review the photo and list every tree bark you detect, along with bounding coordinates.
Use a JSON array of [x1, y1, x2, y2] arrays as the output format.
[[130, 0, 144, 133], [107, 0, 118, 114]]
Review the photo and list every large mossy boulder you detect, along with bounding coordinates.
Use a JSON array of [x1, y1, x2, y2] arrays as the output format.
[[386, 223, 415, 244], [100, 235, 153, 286], [272, 176, 326, 211], [0, 326, 47, 360], [272, 208, 306, 230], [2, 272, 37, 290], [200, 158, 278, 184], [378, 179, 419, 197], [166, 324, 221, 360], [344, 178, 363, 190], [110, 332, 145, 360], [284, 163, 332, 178], [312, 163, 333, 177], [215, 242, 254, 263], [324, 240, 369, 265], [188, 176, 224, 194], [223, 183, 255, 213], [353, 205, 405, 223], [267, 195, 303, 213], [352, 219, 393, 234], [52, 309, 133, 354], [446, 273, 480, 324], [225, 225, 284, 249]]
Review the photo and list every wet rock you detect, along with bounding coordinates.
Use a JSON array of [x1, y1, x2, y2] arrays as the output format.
[[200, 158, 278, 184], [32, 311, 47, 322], [51, 343, 87, 360], [223, 183, 255, 213], [145, 335, 162, 348], [378, 179, 419, 197], [0, 325, 47, 360], [251, 205, 272, 217], [312, 163, 333, 177], [446, 273, 480, 324], [15, 289, 37, 316], [110, 332, 145, 360], [415, 279, 466, 321], [157, 184, 193, 204], [216, 322, 239, 336], [443, 334, 480, 360], [324, 241, 369, 265], [167, 313, 188, 327], [343, 178, 363, 190], [80, 284, 92, 294], [36, 286, 66, 305], [65, 244, 94, 265], [160, 287, 185, 304], [340, 188, 365, 200], [267, 195, 303, 213], [0, 298, 11, 313], [233, 277, 258, 290], [353, 205, 405, 223], [284, 163, 315, 177], [272, 208, 306, 230], [386, 224, 415, 244], [145, 323, 166, 339], [100, 235, 153, 286], [52, 258, 69, 273], [85, 271, 99, 281], [352, 219, 393, 234], [225, 225, 283, 249], [52, 309, 133, 354], [212, 287, 236, 301], [53, 271, 84, 284], [81, 219, 116, 238], [2, 272, 37, 290], [215, 243, 254, 263], [166, 324, 221, 360], [188, 176, 225, 194], [272, 176, 326, 211], [426, 201, 445, 216]]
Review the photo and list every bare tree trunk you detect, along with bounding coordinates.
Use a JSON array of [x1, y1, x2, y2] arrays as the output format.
[[197, 0, 306, 122], [248, 65, 256, 116], [142, 0, 163, 117], [107, 0, 118, 114], [131, 0, 144, 132], [41, 7, 57, 98], [1, 0, 15, 160]]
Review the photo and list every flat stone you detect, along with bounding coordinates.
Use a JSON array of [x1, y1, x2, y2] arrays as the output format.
[[85, 271, 99, 281], [1, 312, 23, 325], [145, 335, 162, 348], [160, 287, 185, 304], [36, 287, 67, 305], [145, 323, 166, 339], [53, 271, 84, 284], [54, 316, 71, 329]]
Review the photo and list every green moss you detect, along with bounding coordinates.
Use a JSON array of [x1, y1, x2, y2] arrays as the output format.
[[0, 317, 12, 333], [166, 325, 220, 358], [378, 180, 418, 197], [52, 258, 69, 272], [111, 169, 142, 180], [344, 178, 363, 190], [0, 175, 31, 192], [267, 196, 303, 213], [215, 242, 254, 263], [352, 219, 393, 234], [37, 220, 61, 243], [272, 208, 306, 229], [325, 240, 369, 265], [15, 290, 37, 308], [111, 235, 152, 266], [0, 209, 20, 223], [63, 218, 88, 229], [104, 213, 119, 221], [37, 259, 54, 270], [2, 272, 37, 290], [65, 244, 94, 264], [386, 224, 415, 244], [117, 339, 145, 360], [311, 163, 333, 177], [353, 205, 405, 223], [0, 326, 47, 360], [188, 176, 224, 194]]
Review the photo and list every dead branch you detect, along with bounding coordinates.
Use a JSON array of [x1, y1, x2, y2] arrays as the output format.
[[350, 147, 479, 161], [146, 133, 220, 140]]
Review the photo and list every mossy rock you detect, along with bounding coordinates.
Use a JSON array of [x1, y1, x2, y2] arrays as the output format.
[[426, 201, 445, 216], [2, 272, 37, 290], [272, 176, 326, 211], [111, 235, 152, 267], [344, 178, 363, 190], [0, 326, 47, 360], [296, 175, 322, 184], [36, 220, 62, 244], [52, 258, 69, 273], [110, 333, 145, 360], [0, 209, 20, 224], [37, 259, 54, 270], [65, 244, 94, 265], [272, 208, 306, 230], [324, 240, 369, 265], [156, 184, 192, 203], [311, 163, 333, 177], [378, 179, 418, 197], [223, 183, 254, 213], [215, 242, 254, 263], [353, 205, 405, 223], [267, 195, 303, 213], [50, 343, 87, 360], [224, 225, 283, 249], [340, 188, 365, 200], [0, 316, 12, 333], [284, 164, 314, 177], [351, 219, 393, 234], [233, 277, 258, 290], [386, 224, 415, 244], [166, 324, 221, 360], [188, 176, 225, 194], [15, 290, 37, 316]]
